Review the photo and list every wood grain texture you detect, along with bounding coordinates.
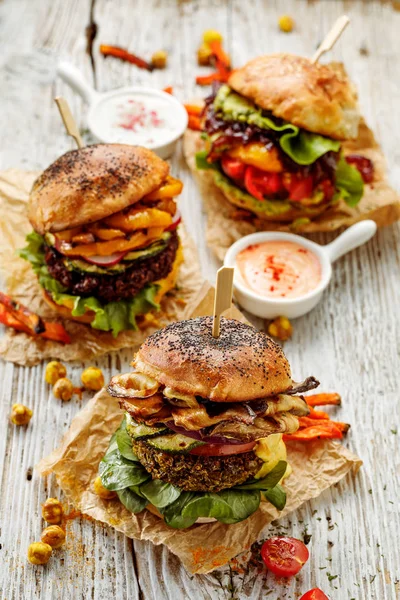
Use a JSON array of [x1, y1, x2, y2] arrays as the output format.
[[0, 1, 399, 599]]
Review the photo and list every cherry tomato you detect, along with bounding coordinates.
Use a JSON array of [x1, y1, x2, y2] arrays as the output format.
[[189, 441, 256, 456], [289, 175, 314, 202], [221, 156, 246, 180], [300, 588, 330, 600], [261, 536, 309, 577]]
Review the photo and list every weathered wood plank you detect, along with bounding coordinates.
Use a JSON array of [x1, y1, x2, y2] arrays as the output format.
[[0, 0, 399, 599]]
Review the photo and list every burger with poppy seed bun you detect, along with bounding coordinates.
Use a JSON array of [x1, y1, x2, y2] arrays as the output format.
[[99, 316, 319, 528], [19, 144, 184, 336], [196, 54, 374, 222]]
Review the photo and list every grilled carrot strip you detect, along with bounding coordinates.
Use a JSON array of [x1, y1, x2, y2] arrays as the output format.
[[209, 40, 231, 68], [0, 292, 44, 334], [184, 104, 203, 116], [187, 115, 202, 130], [99, 45, 153, 71], [0, 301, 71, 344], [305, 393, 341, 407]]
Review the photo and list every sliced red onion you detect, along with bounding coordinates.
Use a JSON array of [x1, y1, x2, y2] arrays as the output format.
[[166, 210, 181, 231], [166, 421, 245, 445], [84, 252, 128, 266]]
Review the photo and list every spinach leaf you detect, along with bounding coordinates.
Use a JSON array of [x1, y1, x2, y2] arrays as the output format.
[[140, 479, 181, 508], [116, 417, 139, 461], [234, 461, 287, 490], [162, 493, 198, 529], [99, 450, 150, 491], [117, 488, 148, 513], [181, 493, 234, 521], [263, 484, 287, 511], [217, 489, 261, 524]]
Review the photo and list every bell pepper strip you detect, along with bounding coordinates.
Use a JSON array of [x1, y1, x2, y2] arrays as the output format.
[[71, 232, 95, 244], [305, 393, 341, 407], [87, 226, 126, 241], [187, 115, 202, 130], [0, 302, 71, 344], [144, 176, 183, 201], [0, 292, 44, 334], [105, 207, 172, 231], [99, 45, 153, 71], [284, 421, 343, 442], [60, 231, 149, 257]]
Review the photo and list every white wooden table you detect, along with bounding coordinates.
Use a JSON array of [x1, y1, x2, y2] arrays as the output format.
[[0, 1, 399, 598]]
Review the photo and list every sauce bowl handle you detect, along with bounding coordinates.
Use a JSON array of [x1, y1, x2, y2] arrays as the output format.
[[57, 61, 99, 105], [324, 220, 377, 263]]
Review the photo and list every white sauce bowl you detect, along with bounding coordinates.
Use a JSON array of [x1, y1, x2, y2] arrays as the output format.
[[57, 62, 188, 159], [224, 221, 377, 319]]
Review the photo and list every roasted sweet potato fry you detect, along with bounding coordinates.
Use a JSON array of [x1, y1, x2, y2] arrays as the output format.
[[187, 115, 202, 130], [284, 421, 343, 442], [299, 417, 350, 433], [307, 406, 330, 420], [305, 393, 341, 407], [209, 40, 231, 68]]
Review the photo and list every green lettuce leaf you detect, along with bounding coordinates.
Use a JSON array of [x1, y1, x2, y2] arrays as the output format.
[[99, 419, 288, 528], [18, 234, 161, 337], [335, 155, 364, 207], [212, 85, 341, 165]]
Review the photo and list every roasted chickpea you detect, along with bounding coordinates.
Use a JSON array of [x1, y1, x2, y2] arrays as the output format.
[[203, 29, 223, 45], [53, 377, 74, 401], [267, 316, 293, 341], [151, 50, 168, 69], [197, 43, 212, 66], [81, 367, 104, 392], [42, 497, 63, 524], [93, 476, 117, 500], [10, 403, 33, 426], [278, 15, 294, 33], [41, 525, 66, 549], [27, 541, 52, 565], [44, 361, 67, 385]]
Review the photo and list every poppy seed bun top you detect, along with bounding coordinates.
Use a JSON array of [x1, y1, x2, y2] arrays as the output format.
[[28, 144, 169, 234], [133, 316, 292, 402], [228, 53, 360, 140]]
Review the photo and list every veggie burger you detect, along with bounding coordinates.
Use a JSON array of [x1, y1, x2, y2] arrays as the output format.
[[100, 316, 319, 528], [196, 53, 373, 221], [20, 144, 183, 336]]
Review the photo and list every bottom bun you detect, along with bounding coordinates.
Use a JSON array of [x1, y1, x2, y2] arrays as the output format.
[[145, 503, 216, 524]]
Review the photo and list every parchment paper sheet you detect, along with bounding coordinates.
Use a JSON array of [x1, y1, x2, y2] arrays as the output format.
[[184, 106, 400, 261], [38, 288, 362, 574], [0, 169, 204, 365]]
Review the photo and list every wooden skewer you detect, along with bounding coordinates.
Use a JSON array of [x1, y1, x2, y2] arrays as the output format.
[[54, 96, 84, 149], [311, 15, 350, 64], [212, 266, 234, 338]]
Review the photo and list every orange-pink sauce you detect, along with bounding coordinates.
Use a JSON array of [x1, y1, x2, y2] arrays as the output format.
[[236, 241, 321, 299]]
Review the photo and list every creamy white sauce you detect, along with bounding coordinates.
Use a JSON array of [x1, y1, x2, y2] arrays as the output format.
[[92, 92, 181, 146]]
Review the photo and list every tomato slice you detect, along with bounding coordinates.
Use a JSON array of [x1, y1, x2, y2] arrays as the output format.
[[189, 441, 256, 456], [319, 179, 335, 202], [221, 155, 246, 180], [261, 536, 309, 577], [289, 176, 314, 202], [300, 589, 330, 600]]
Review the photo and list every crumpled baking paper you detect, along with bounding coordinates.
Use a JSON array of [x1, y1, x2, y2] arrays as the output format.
[[183, 65, 400, 260], [0, 169, 204, 365], [37, 288, 362, 574]]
